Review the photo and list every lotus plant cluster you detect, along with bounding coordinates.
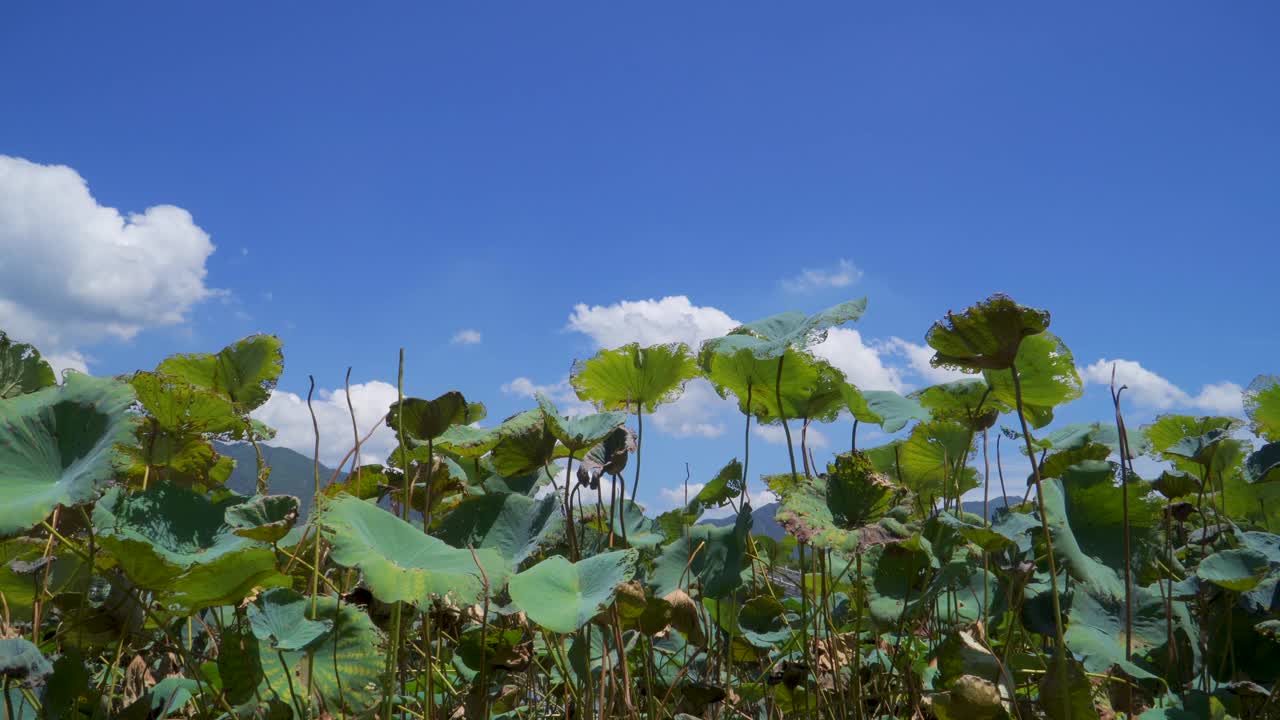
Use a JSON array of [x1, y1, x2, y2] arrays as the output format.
[[0, 294, 1278, 719]]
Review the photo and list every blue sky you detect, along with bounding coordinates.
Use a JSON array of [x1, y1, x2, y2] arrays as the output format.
[[2, 3, 1277, 509]]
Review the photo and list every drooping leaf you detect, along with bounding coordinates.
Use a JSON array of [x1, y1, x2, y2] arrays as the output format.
[[535, 394, 627, 453], [912, 379, 1009, 431], [508, 549, 638, 634], [1144, 415, 1241, 456], [1153, 469, 1201, 499], [0, 372, 135, 538], [434, 423, 502, 458], [0, 332, 56, 399], [156, 334, 284, 412], [387, 391, 468, 443], [1244, 375, 1280, 442], [651, 504, 753, 599], [247, 587, 334, 651], [844, 388, 930, 433], [223, 494, 299, 543], [581, 426, 635, 477], [926, 294, 1050, 372], [712, 299, 867, 360], [129, 371, 240, 435], [894, 420, 978, 499], [1244, 442, 1280, 484], [699, 346, 825, 422], [1198, 549, 1271, 592], [737, 595, 793, 648], [570, 342, 699, 414], [93, 484, 288, 612], [316, 493, 508, 605], [433, 492, 563, 567], [983, 333, 1083, 429], [490, 409, 557, 477], [689, 459, 744, 511], [772, 451, 895, 551]]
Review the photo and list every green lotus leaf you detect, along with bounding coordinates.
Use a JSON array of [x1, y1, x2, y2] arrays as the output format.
[[787, 358, 850, 424], [1198, 549, 1271, 592], [93, 484, 288, 612], [435, 423, 502, 458], [651, 504, 752, 599], [1244, 442, 1280, 484], [926, 294, 1050, 372], [737, 595, 792, 648], [1038, 649, 1101, 720], [535, 394, 627, 453], [1166, 428, 1231, 465], [893, 420, 978, 499], [224, 494, 299, 543], [156, 334, 284, 412], [1038, 422, 1148, 457], [247, 593, 383, 715], [844, 388, 930, 434], [387, 390, 468, 444], [0, 332, 56, 399], [773, 451, 895, 551], [0, 637, 52, 686], [712, 299, 867, 361], [482, 464, 557, 497], [1144, 415, 1240, 456], [322, 463, 394, 501], [1039, 461, 1164, 601], [582, 426, 635, 477], [690, 459, 744, 511], [912, 379, 1009, 431], [508, 549, 638, 634], [0, 539, 90, 623], [862, 535, 937, 625], [1037, 442, 1113, 482], [490, 409, 557, 477], [248, 587, 334, 651], [316, 493, 508, 605], [1256, 619, 1280, 642], [129, 371, 239, 434], [1244, 375, 1280, 442], [1064, 583, 1196, 688], [1152, 469, 1201, 499], [570, 342, 699, 413], [0, 373, 135, 538], [982, 333, 1083, 429], [611, 500, 664, 550], [698, 346, 825, 423], [935, 513, 1013, 553], [433, 492, 563, 567]]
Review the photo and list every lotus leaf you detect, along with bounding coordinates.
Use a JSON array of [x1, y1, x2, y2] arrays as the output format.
[[156, 334, 284, 412], [570, 342, 699, 413], [508, 549, 638, 633], [0, 332, 56, 399]]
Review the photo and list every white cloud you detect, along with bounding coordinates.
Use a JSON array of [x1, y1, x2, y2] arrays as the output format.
[[1080, 358, 1243, 415], [451, 329, 482, 345], [650, 379, 730, 438], [0, 155, 219, 352], [811, 328, 907, 392], [45, 351, 90, 377], [878, 337, 972, 386], [781, 259, 862, 293], [501, 375, 594, 416], [753, 423, 829, 448], [658, 483, 705, 509], [566, 295, 738, 350], [251, 380, 399, 467]]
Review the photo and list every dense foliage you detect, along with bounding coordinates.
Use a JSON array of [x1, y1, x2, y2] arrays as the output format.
[[1, 295, 1279, 719]]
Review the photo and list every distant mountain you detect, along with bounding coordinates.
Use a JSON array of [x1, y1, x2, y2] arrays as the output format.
[[961, 495, 1020, 518], [214, 441, 343, 516]]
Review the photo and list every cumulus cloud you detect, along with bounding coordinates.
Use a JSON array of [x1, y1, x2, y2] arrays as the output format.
[[45, 351, 90, 377], [566, 295, 738, 349], [781, 259, 862, 293], [1080, 358, 1243, 415], [501, 375, 594, 416], [753, 423, 829, 448], [451, 329, 482, 345], [650, 379, 730, 438], [877, 337, 972, 386], [811, 328, 907, 392], [0, 155, 219, 351], [251, 380, 400, 467]]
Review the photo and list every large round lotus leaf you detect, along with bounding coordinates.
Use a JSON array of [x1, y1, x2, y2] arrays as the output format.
[[1064, 583, 1196, 688], [651, 504, 752, 599], [737, 595, 792, 648], [508, 549, 638, 634], [129, 371, 239, 434], [0, 372, 135, 538], [0, 332, 56, 399], [247, 587, 334, 651], [238, 594, 383, 715], [772, 452, 895, 551], [890, 420, 978, 499], [786, 358, 849, 424], [926, 294, 1050, 372], [862, 537, 937, 625], [489, 409, 557, 478], [1036, 443, 1113, 482], [1038, 650, 1101, 720], [482, 464, 556, 497], [387, 391, 467, 443], [224, 494, 299, 543], [570, 342, 699, 414], [912, 379, 1009, 430], [1245, 375, 1280, 442], [433, 492, 563, 567], [535, 394, 627, 453], [1038, 421, 1147, 457], [715, 299, 867, 360], [982, 333, 1083, 429], [93, 484, 288, 612], [1152, 469, 1201, 499], [844, 387, 930, 434], [1143, 414, 1240, 456], [156, 334, 283, 412], [1198, 549, 1271, 592], [1245, 442, 1280, 484], [0, 637, 52, 685], [686, 459, 743, 513], [698, 346, 824, 422], [317, 493, 508, 605], [435, 423, 502, 458]]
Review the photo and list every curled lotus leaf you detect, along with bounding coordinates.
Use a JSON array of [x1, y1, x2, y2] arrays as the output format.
[[433, 491, 563, 568], [386, 391, 468, 443], [581, 426, 635, 477], [773, 451, 895, 552], [156, 334, 284, 412], [508, 549, 639, 634], [570, 342, 699, 414], [698, 346, 825, 423], [489, 409, 557, 478], [706, 299, 867, 361], [247, 587, 333, 651], [1245, 375, 1280, 442], [129, 371, 240, 435], [982, 333, 1083, 429], [844, 387, 930, 433], [0, 331, 56, 399], [1198, 548, 1271, 592], [1143, 414, 1241, 456], [535, 393, 628, 453], [0, 637, 52, 686], [926, 294, 1050, 372], [912, 378, 1009, 431], [224, 494, 299, 543], [1152, 469, 1201, 499], [0, 372, 136, 538], [651, 504, 753, 599], [317, 493, 508, 605], [1244, 442, 1280, 484]]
